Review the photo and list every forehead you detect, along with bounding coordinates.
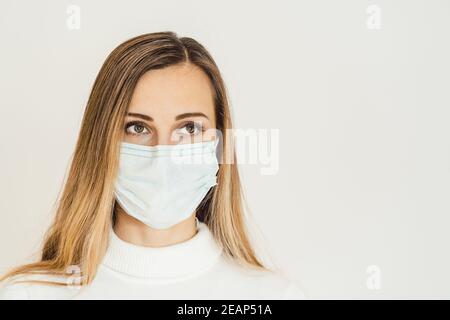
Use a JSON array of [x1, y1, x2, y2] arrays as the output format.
[[128, 63, 215, 119]]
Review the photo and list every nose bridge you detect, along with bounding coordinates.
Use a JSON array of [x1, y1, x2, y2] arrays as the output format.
[[156, 131, 171, 145], [150, 118, 179, 146], [156, 129, 180, 146]]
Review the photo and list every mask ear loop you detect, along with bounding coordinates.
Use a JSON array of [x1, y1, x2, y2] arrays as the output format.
[[195, 216, 200, 230], [211, 137, 221, 166]]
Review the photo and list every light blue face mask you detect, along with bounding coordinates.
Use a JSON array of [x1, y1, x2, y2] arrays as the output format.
[[114, 140, 219, 229]]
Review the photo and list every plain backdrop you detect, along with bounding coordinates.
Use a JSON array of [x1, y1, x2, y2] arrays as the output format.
[[1, 0, 449, 299]]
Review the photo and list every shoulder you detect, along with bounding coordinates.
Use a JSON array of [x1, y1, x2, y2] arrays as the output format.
[[282, 280, 307, 300], [213, 255, 307, 299], [0, 273, 79, 300], [246, 268, 306, 300], [0, 281, 31, 299]]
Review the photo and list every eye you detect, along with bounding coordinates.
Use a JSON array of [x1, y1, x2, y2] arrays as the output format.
[[125, 121, 150, 136], [177, 121, 203, 136]]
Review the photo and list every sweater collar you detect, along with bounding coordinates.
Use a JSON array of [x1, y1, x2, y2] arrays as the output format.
[[101, 220, 223, 280]]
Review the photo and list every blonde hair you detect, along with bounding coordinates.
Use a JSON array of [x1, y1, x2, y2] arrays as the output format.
[[1, 31, 266, 286]]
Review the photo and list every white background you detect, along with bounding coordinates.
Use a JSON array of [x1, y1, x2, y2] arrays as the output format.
[[0, 0, 449, 299]]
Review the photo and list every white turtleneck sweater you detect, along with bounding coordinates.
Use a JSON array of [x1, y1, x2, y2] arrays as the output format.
[[0, 221, 305, 300]]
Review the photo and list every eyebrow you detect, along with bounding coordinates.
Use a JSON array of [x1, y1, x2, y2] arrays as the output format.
[[175, 112, 209, 120], [127, 112, 153, 121], [127, 112, 209, 121]]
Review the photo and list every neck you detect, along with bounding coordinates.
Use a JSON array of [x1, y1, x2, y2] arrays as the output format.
[[113, 206, 198, 248]]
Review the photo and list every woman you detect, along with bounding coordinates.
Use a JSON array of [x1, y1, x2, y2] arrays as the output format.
[[0, 31, 305, 299]]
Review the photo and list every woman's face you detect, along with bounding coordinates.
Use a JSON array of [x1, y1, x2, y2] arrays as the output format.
[[124, 62, 216, 146]]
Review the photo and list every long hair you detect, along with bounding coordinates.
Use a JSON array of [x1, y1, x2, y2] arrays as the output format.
[[1, 31, 266, 286]]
